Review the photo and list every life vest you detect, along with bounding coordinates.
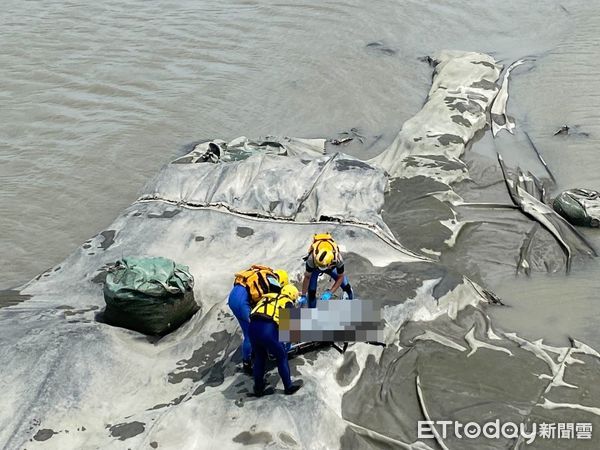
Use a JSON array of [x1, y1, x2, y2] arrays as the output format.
[[307, 233, 339, 264], [250, 292, 295, 325], [234, 264, 280, 303]]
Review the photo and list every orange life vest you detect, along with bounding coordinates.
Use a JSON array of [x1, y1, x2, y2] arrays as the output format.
[[234, 264, 279, 303]]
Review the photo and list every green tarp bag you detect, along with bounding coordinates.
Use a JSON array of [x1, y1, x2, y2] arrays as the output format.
[[103, 256, 199, 335], [553, 188, 600, 228]]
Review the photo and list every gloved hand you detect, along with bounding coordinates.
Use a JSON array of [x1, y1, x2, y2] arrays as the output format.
[[320, 290, 333, 301], [297, 295, 307, 307]]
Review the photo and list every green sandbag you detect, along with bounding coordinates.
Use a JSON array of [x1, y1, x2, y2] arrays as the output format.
[[552, 189, 600, 227], [103, 257, 199, 335]]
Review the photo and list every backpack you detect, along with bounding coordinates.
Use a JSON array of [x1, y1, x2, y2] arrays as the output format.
[[234, 264, 279, 303]]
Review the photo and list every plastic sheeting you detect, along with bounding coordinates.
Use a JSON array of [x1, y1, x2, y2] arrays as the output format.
[[497, 156, 596, 272], [0, 201, 488, 449], [142, 142, 395, 239], [104, 257, 194, 298], [369, 50, 502, 184]]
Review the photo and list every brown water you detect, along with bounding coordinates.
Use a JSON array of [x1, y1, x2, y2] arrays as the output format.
[[1, 0, 598, 345]]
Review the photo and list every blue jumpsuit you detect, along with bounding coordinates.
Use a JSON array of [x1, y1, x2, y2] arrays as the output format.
[[307, 267, 353, 308], [249, 316, 292, 391], [227, 283, 252, 362]]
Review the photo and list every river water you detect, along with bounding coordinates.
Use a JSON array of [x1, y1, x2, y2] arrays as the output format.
[[1, 0, 599, 346]]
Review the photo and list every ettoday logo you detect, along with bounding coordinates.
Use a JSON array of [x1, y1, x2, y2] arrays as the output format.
[[418, 420, 593, 444]]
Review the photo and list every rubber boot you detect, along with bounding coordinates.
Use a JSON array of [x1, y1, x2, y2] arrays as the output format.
[[284, 379, 304, 395], [253, 381, 273, 397]]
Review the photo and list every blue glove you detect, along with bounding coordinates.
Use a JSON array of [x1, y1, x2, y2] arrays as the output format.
[[320, 290, 333, 301], [297, 295, 307, 306]]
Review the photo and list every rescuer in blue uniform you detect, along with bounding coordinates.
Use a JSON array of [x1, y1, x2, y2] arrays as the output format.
[[299, 233, 353, 308], [249, 284, 303, 396], [228, 266, 289, 374]]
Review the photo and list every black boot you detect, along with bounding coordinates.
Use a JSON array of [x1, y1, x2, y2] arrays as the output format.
[[242, 359, 252, 375], [253, 381, 273, 397], [284, 379, 304, 395], [253, 384, 265, 397]]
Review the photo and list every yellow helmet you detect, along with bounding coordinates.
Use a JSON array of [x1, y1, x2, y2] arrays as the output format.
[[280, 284, 299, 302], [274, 269, 289, 287], [313, 242, 335, 269]]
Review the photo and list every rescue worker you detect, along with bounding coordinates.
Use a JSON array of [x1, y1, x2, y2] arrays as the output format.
[[228, 265, 289, 374], [249, 284, 304, 396], [299, 233, 353, 308]]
